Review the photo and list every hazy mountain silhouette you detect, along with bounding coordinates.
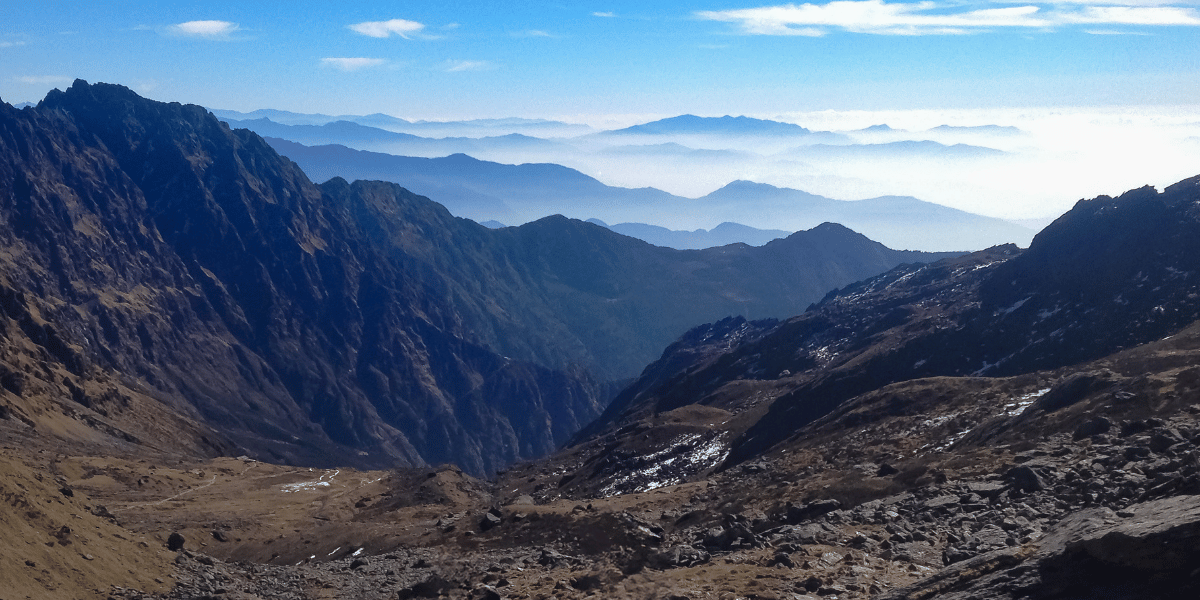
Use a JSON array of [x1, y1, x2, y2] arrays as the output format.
[[605, 114, 814, 136], [696, 180, 1034, 250], [587, 220, 793, 249], [266, 139, 1034, 251], [211, 108, 592, 137], [223, 118, 571, 158]]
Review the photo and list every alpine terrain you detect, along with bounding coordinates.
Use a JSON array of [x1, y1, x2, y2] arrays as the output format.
[[1, 81, 1200, 600]]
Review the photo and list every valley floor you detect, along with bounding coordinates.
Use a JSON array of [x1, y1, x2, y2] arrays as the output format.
[[7, 328, 1200, 599]]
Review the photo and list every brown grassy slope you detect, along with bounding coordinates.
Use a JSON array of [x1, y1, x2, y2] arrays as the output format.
[[0, 449, 173, 600]]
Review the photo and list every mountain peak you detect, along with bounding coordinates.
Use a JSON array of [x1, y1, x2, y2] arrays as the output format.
[[610, 114, 812, 136], [720, 180, 783, 192]]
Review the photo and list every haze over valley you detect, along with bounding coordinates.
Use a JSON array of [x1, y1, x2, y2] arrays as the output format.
[[214, 105, 1200, 245], [3, 2, 1200, 599]]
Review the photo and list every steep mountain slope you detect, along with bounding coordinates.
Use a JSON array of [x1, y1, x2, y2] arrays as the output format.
[[560, 174, 1200, 485], [0, 81, 606, 475], [0, 81, 954, 476]]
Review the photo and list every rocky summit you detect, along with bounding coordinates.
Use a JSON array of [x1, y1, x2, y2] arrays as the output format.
[[3, 81, 1200, 600]]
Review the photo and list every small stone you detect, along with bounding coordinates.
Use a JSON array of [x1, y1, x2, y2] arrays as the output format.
[[167, 532, 186, 551]]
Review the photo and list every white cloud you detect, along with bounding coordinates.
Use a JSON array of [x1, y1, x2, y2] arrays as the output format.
[[14, 75, 71, 85], [696, 1, 1200, 36], [1066, 4, 1200, 24], [348, 18, 426, 38], [321, 57, 387, 71], [593, 11, 617, 17], [168, 20, 240, 39], [0, 41, 27, 48], [445, 60, 492, 72]]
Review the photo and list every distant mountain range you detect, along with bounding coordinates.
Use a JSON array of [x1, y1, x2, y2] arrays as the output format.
[[0, 81, 959, 475], [587, 219, 793, 249], [214, 109, 1026, 222], [223, 117, 572, 158], [264, 138, 1035, 251], [210, 107, 593, 138]]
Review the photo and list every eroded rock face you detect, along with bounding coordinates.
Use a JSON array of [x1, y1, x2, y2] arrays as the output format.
[[2, 82, 610, 474]]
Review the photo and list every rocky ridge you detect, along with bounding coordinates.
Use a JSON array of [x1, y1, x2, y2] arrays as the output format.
[[566, 174, 1200, 487], [0, 81, 954, 476]]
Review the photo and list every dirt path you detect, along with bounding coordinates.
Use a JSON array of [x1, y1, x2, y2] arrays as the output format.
[[115, 462, 259, 511]]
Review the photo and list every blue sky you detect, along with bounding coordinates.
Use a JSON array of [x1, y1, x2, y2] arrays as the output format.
[[2, 1, 1199, 121]]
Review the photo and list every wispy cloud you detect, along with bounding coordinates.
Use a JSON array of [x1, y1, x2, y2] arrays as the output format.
[[593, 11, 617, 17], [0, 41, 27, 48], [445, 60, 492, 72], [321, 57, 387, 71], [167, 20, 241, 39], [348, 18, 426, 38], [514, 29, 558, 38], [696, 1, 1200, 36], [14, 75, 71, 85]]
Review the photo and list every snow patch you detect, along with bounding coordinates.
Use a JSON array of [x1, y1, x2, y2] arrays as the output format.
[[918, 388, 1051, 455], [1001, 388, 1050, 417], [999, 296, 1031, 317], [280, 469, 339, 493], [599, 433, 729, 497]]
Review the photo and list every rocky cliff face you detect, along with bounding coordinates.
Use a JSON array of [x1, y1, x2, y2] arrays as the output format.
[[0, 81, 953, 475]]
